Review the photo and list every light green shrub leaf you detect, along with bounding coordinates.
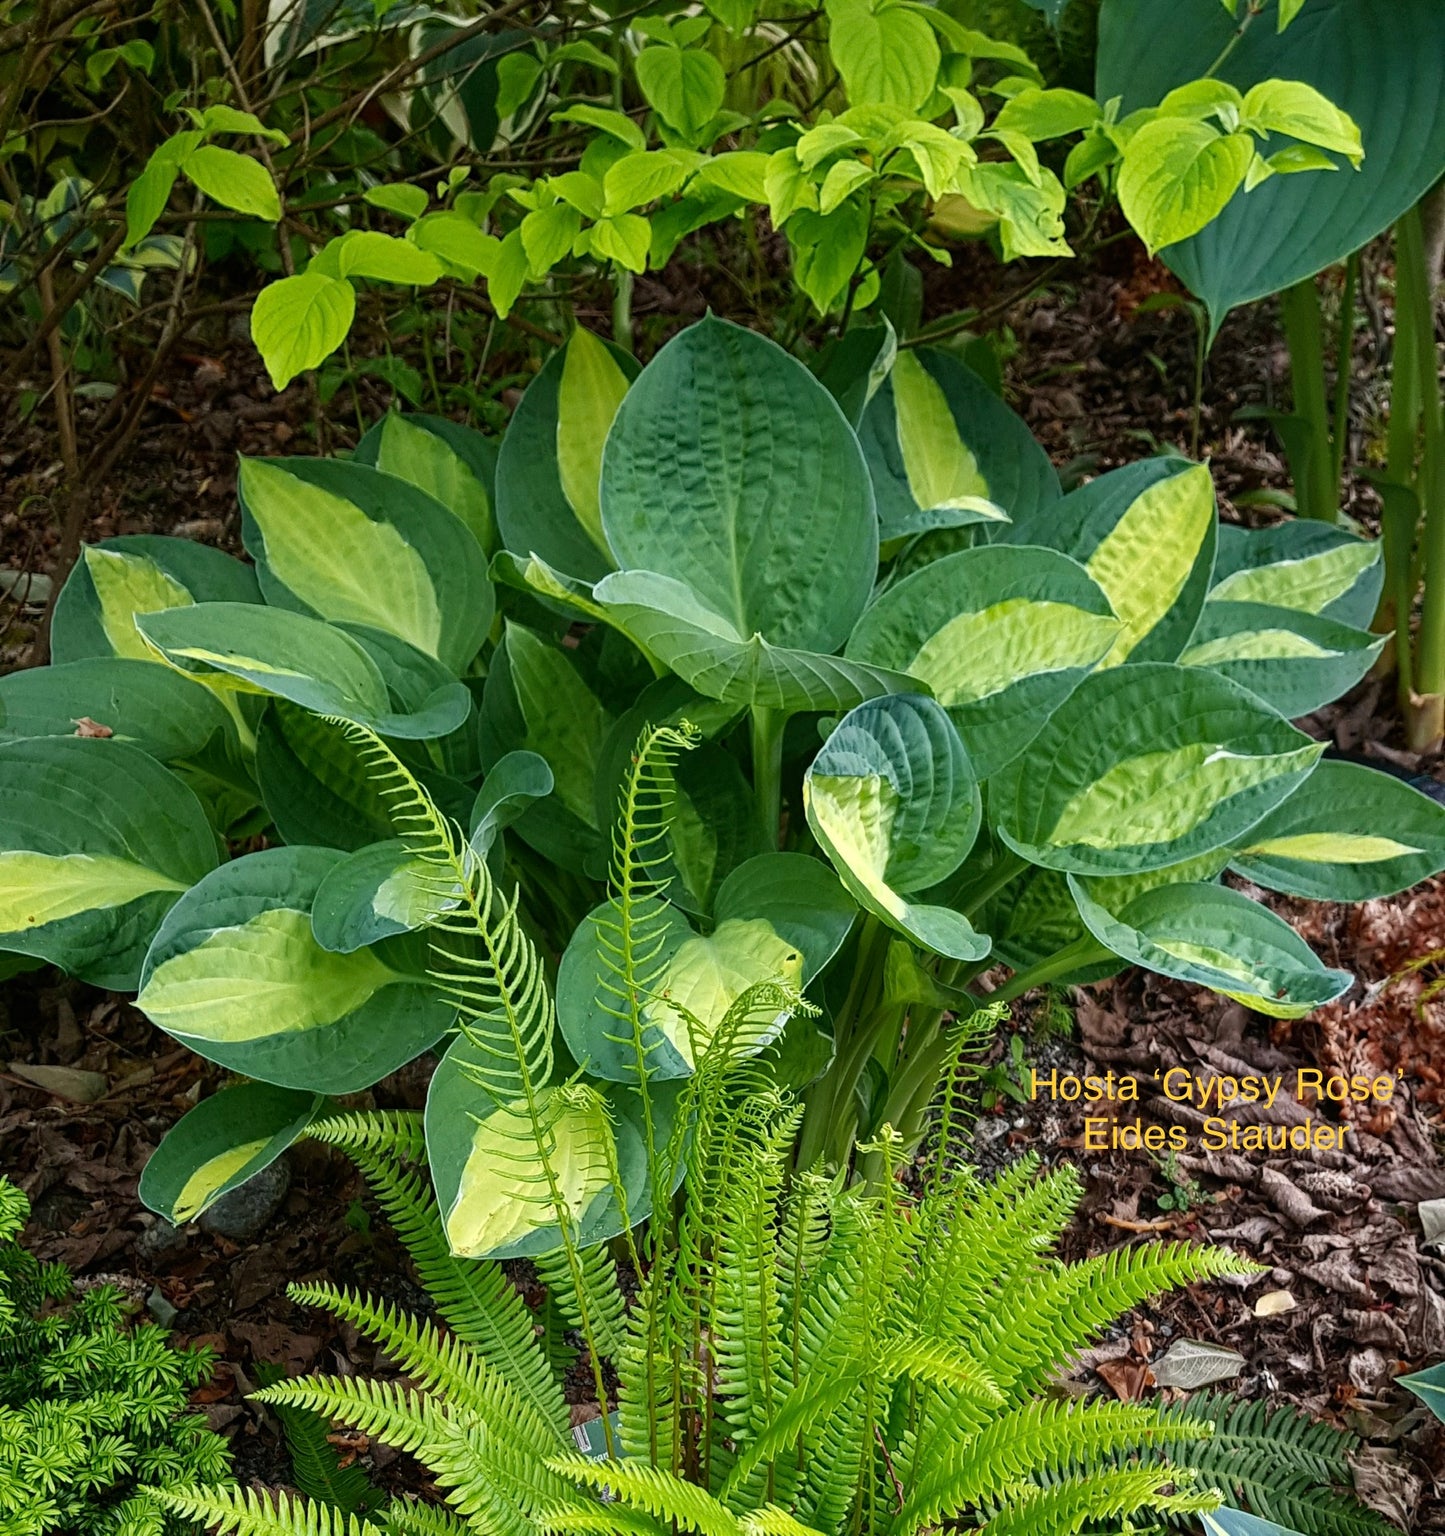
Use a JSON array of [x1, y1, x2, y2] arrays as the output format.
[[140, 1082, 323, 1224], [993, 87, 1100, 140], [138, 845, 453, 1092], [1232, 760, 1445, 901], [407, 212, 501, 277], [588, 213, 653, 272], [0, 738, 218, 989], [182, 145, 280, 220], [521, 203, 582, 275], [1240, 79, 1362, 163], [364, 183, 428, 221], [635, 46, 725, 139], [1118, 119, 1254, 253], [825, 0, 940, 112], [250, 272, 356, 390], [992, 662, 1323, 874], [604, 150, 693, 213], [693, 150, 770, 201]]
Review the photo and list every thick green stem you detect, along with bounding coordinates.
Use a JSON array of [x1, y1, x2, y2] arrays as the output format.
[[750, 706, 786, 851], [1331, 252, 1359, 489], [1280, 276, 1337, 521], [990, 936, 1112, 1005], [612, 266, 635, 355], [958, 850, 1028, 922]]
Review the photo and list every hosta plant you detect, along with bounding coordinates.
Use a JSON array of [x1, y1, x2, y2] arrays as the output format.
[[156, 1024, 1387, 1536], [0, 1178, 231, 1535], [4, 314, 1445, 1225]]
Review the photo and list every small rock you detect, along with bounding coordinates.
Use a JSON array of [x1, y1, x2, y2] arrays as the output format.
[[135, 1217, 187, 1263], [147, 1286, 179, 1327], [199, 1156, 290, 1243]]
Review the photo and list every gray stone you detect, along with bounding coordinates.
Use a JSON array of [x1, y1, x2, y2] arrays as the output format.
[[146, 1285, 179, 1328], [134, 1217, 186, 1263], [199, 1155, 290, 1243]]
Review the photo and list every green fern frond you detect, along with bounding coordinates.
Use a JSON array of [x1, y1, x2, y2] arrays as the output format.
[[551, 1456, 740, 1536], [982, 1467, 1219, 1536], [740, 1505, 829, 1536], [253, 1377, 441, 1461], [343, 1151, 567, 1439], [307, 1111, 427, 1165], [381, 1498, 476, 1536], [254, 1361, 381, 1515], [1159, 1394, 1393, 1536], [153, 1484, 372, 1536], [544, 1499, 670, 1536], [534, 1243, 628, 1360]]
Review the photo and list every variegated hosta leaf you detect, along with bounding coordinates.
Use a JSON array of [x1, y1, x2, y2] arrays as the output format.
[[355, 410, 497, 554], [1179, 600, 1383, 717], [600, 315, 878, 655], [857, 346, 1058, 541], [593, 569, 916, 713], [469, 750, 555, 859], [139, 1081, 323, 1225], [845, 544, 1121, 778], [1005, 458, 1216, 666], [991, 662, 1323, 875], [1232, 759, 1445, 901], [479, 623, 615, 876], [804, 694, 988, 960], [974, 864, 1121, 986], [310, 839, 449, 953], [1069, 875, 1352, 1019], [425, 1049, 679, 1259], [255, 703, 399, 852], [238, 457, 492, 672], [1210, 520, 1383, 629], [556, 853, 850, 1083], [0, 737, 218, 989], [556, 326, 634, 557], [136, 845, 455, 1093], [50, 534, 261, 664], [495, 333, 639, 583], [0, 657, 230, 763], [137, 603, 470, 739]]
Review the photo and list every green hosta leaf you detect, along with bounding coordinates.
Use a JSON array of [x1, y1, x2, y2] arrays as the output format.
[[356, 412, 496, 554], [1398, 1362, 1445, 1424], [425, 1052, 678, 1259], [1232, 760, 1445, 901], [479, 624, 613, 875], [140, 1082, 323, 1224], [138, 845, 454, 1092], [496, 339, 640, 583], [470, 750, 555, 857], [310, 839, 442, 952], [805, 694, 987, 960], [713, 853, 856, 977], [601, 316, 877, 654], [1202, 1513, 1309, 1536], [860, 347, 1057, 541], [593, 569, 915, 712], [973, 862, 1120, 986], [51, 535, 261, 664], [814, 321, 897, 430], [1098, 0, 1445, 329], [825, 0, 940, 112], [559, 906, 805, 1080], [557, 327, 633, 556], [635, 46, 725, 140], [1209, 521, 1382, 628], [847, 545, 1120, 779], [250, 272, 356, 390], [992, 662, 1323, 875], [0, 658, 231, 763], [255, 703, 397, 852], [0, 738, 218, 989], [1007, 457, 1216, 666], [1070, 876, 1350, 1018], [182, 145, 280, 221], [1179, 600, 1383, 716], [1117, 120, 1254, 255], [239, 458, 490, 672]]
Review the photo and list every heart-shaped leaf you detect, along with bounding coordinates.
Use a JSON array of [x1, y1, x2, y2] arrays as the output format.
[[805, 694, 987, 959], [846, 544, 1120, 778], [991, 662, 1323, 874]]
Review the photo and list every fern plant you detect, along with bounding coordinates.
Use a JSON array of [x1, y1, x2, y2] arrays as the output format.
[[0, 1178, 231, 1536]]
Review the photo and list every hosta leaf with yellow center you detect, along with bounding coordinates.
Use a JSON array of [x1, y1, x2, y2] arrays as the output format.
[[84, 546, 193, 658], [0, 851, 186, 930], [1049, 739, 1322, 852], [173, 1140, 272, 1222], [374, 414, 492, 553], [1148, 939, 1324, 1019], [807, 773, 906, 920], [891, 351, 993, 514], [239, 458, 443, 658], [138, 907, 399, 1043], [444, 1090, 612, 1258], [1245, 832, 1421, 863], [911, 598, 1121, 705], [1180, 629, 1337, 666], [1085, 463, 1214, 665], [556, 327, 630, 556], [1209, 539, 1379, 614], [643, 918, 804, 1069]]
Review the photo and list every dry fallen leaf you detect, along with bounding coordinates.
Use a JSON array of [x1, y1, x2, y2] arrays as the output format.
[[1150, 1338, 1246, 1390], [71, 716, 113, 738], [1253, 1289, 1296, 1317], [1418, 1197, 1445, 1251], [7, 1062, 108, 1103]]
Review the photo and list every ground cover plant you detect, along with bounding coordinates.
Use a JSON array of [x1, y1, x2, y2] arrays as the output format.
[[0, 1176, 232, 1534]]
